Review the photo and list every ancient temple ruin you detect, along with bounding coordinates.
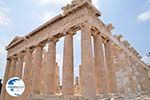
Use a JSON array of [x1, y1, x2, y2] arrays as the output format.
[[1, 0, 150, 100]]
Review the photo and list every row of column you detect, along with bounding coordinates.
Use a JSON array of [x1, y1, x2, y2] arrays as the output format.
[[1, 52, 26, 100], [61, 23, 117, 98], [93, 32, 117, 95], [1, 23, 117, 100], [62, 23, 117, 98]]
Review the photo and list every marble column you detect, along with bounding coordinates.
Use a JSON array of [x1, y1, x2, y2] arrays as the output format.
[[8, 56, 17, 78], [41, 50, 47, 94], [104, 40, 117, 93], [15, 53, 24, 78], [62, 33, 74, 95], [93, 34, 107, 94], [81, 23, 96, 98], [45, 39, 56, 95], [56, 63, 60, 94], [23, 48, 33, 98], [79, 65, 82, 94], [1, 58, 11, 100], [32, 44, 43, 94], [5, 57, 17, 100]]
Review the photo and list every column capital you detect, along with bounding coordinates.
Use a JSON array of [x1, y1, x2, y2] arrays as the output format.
[[25, 47, 34, 53], [18, 51, 25, 58], [36, 42, 46, 48], [92, 33, 102, 39], [48, 37, 59, 43], [91, 26, 101, 37], [10, 54, 18, 60], [80, 22, 92, 30], [6, 57, 11, 60], [64, 26, 78, 36], [103, 38, 110, 44], [65, 31, 75, 36]]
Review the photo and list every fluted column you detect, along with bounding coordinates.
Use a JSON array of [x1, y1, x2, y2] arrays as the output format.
[[45, 39, 56, 95], [5, 57, 17, 100], [1, 58, 11, 100], [8, 56, 17, 78], [81, 23, 96, 98], [104, 40, 117, 93], [56, 63, 60, 94], [15, 52, 24, 78], [62, 33, 74, 95], [79, 65, 82, 95], [93, 34, 107, 94], [41, 50, 47, 94], [32, 44, 43, 94], [23, 48, 33, 98]]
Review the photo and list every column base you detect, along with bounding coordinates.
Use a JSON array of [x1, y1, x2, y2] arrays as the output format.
[[1, 92, 150, 100]]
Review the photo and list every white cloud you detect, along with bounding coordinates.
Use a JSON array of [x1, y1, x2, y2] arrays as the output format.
[[0, 38, 7, 79], [0, 1, 10, 78], [36, 0, 100, 8], [39, 0, 57, 5], [138, 10, 150, 22], [34, 0, 71, 6], [0, 1, 10, 26], [137, 0, 150, 22], [0, 12, 10, 26]]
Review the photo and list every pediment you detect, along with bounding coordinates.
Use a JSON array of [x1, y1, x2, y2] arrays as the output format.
[[6, 36, 24, 49]]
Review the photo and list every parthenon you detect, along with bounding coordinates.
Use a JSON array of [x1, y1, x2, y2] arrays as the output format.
[[0, 0, 150, 100]]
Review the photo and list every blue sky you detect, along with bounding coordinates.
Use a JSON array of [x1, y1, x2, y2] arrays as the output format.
[[0, 0, 150, 79]]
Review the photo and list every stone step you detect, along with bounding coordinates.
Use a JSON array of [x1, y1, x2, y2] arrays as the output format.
[[28, 95, 150, 100]]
